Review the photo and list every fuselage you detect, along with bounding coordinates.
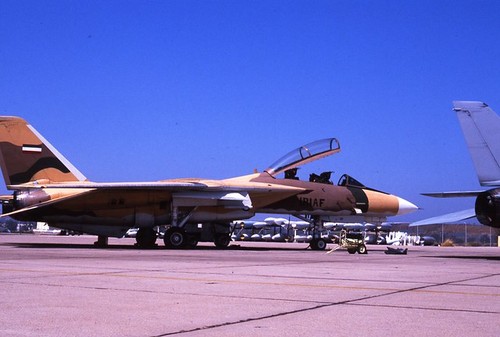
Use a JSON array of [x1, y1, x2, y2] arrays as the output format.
[[6, 172, 413, 229]]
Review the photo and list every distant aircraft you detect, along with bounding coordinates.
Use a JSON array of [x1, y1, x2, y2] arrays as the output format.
[[0, 116, 417, 249], [412, 101, 500, 228]]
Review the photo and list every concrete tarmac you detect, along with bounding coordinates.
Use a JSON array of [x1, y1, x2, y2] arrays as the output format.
[[0, 234, 499, 337]]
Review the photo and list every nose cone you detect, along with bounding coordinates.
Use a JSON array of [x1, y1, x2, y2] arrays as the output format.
[[396, 197, 418, 215]]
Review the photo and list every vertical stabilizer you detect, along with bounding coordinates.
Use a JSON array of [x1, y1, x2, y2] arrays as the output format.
[[0, 116, 86, 186], [453, 101, 500, 186]]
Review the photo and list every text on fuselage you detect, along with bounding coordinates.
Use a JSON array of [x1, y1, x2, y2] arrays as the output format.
[[299, 197, 325, 208]]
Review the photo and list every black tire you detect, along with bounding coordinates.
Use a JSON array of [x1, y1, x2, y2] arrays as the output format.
[[185, 235, 199, 249], [315, 239, 327, 250], [214, 233, 230, 249], [310, 239, 327, 251], [164, 228, 186, 249], [347, 248, 357, 254], [136, 228, 157, 248], [357, 244, 367, 254]]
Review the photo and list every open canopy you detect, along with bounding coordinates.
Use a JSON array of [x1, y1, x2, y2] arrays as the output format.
[[265, 138, 341, 177]]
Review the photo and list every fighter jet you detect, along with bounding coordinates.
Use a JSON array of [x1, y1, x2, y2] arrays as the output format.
[[412, 101, 500, 228], [0, 116, 417, 249]]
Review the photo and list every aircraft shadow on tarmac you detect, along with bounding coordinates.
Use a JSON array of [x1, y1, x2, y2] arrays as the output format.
[[3, 242, 314, 252], [4, 242, 132, 250], [4, 241, 498, 258]]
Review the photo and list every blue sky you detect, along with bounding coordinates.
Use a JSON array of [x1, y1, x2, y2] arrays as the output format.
[[1, 0, 500, 223]]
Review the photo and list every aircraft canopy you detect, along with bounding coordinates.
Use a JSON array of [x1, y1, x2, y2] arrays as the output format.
[[265, 138, 341, 177]]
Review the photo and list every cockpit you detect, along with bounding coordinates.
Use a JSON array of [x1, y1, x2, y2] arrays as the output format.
[[337, 174, 366, 188], [264, 138, 368, 188], [265, 138, 341, 176]]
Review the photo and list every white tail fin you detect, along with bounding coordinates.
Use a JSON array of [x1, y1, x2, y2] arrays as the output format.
[[453, 101, 500, 187]]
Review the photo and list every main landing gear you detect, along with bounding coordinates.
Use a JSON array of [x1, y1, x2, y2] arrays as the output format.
[[94, 235, 109, 248], [135, 228, 157, 248], [164, 227, 186, 248], [132, 220, 233, 249], [162, 226, 231, 249], [162, 227, 199, 249], [214, 233, 231, 249]]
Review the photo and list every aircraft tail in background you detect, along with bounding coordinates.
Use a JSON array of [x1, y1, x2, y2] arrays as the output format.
[[453, 101, 500, 187], [414, 101, 500, 228]]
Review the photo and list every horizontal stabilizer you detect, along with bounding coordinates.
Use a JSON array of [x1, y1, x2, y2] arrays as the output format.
[[0, 189, 94, 218], [410, 208, 477, 226]]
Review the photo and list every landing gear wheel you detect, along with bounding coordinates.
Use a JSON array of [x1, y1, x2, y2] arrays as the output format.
[[136, 228, 157, 248], [185, 235, 199, 249], [310, 239, 327, 251], [164, 228, 186, 249], [347, 248, 357, 254], [316, 239, 327, 250], [357, 244, 367, 254], [214, 233, 231, 249], [94, 235, 109, 247]]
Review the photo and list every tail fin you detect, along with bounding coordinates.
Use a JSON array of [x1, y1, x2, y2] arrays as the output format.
[[0, 116, 86, 186], [453, 101, 500, 186]]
